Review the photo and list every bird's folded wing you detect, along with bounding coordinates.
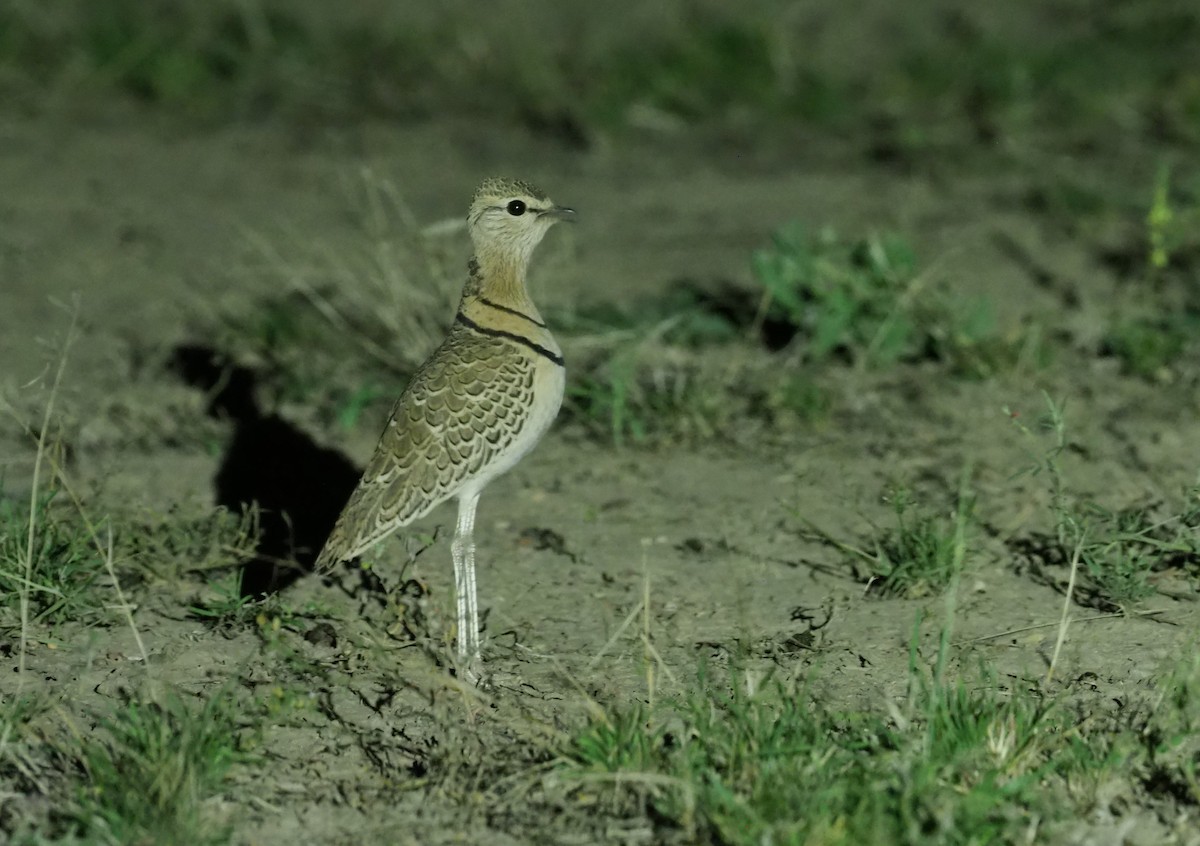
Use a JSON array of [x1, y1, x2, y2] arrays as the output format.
[[314, 331, 535, 569]]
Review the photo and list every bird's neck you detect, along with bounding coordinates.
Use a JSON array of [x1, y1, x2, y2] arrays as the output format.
[[462, 251, 542, 322]]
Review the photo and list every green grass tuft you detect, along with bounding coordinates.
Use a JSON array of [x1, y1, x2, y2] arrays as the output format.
[[1012, 396, 1200, 609], [565, 661, 1131, 845], [751, 224, 1040, 375], [0, 489, 108, 628], [867, 485, 973, 599], [751, 225, 921, 367], [72, 691, 246, 846], [1100, 163, 1200, 381], [1104, 316, 1191, 381], [566, 348, 737, 447]]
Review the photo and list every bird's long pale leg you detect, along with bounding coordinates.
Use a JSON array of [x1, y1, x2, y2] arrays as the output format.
[[451, 490, 482, 669]]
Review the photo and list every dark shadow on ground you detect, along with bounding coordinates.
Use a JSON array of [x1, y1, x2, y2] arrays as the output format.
[[170, 344, 360, 596]]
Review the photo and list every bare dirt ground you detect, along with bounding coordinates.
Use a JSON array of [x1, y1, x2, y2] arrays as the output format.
[[2, 4, 1199, 842]]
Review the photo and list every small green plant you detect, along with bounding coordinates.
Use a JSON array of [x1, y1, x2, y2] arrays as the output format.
[[571, 702, 660, 775], [750, 224, 1039, 376], [0, 693, 48, 768], [799, 477, 973, 598], [1146, 161, 1190, 276], [566, 347, 735, 447], [0, 490, 107, 628], [187, 571, 258, 625], [929, 299, 1050, 377], [1074, 503, 1164, 607], [751, 225, 921, 367], [0, 694, 60, 840], [73, 691, 246, 845], [567, 351, 639, 447], [1145, 645, 1200, 802], [866, 484, 973, 598], [1104, 316, 1189, 380], [1102, 164, 1200, 380], [1010, 396, 1199, 609]]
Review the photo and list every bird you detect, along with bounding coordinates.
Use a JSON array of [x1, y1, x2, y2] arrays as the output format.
[[314, 177, 573, 677]]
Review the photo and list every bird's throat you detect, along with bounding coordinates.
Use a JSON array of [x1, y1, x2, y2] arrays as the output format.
[[466, 252, 539, 318]]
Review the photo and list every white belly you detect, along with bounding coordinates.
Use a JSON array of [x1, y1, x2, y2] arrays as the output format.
[[459, 358, 564, 501]]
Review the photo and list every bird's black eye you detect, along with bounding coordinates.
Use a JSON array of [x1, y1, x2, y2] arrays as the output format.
[[506, 200, 527, 216]]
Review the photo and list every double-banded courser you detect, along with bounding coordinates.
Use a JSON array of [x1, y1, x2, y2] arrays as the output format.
[[315, 178, 573, 675]]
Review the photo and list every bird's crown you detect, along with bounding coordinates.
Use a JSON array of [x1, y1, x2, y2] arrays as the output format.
[[472, 177, 548, 206]]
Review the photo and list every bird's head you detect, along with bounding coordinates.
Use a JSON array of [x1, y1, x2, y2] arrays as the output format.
[[467, 178, 574, 265]]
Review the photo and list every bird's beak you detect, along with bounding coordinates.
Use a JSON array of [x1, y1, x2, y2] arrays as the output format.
[[543, 205, 577, 222]]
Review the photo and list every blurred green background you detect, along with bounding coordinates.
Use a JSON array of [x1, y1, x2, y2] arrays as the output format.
[[4, 0, 1197, 159]]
